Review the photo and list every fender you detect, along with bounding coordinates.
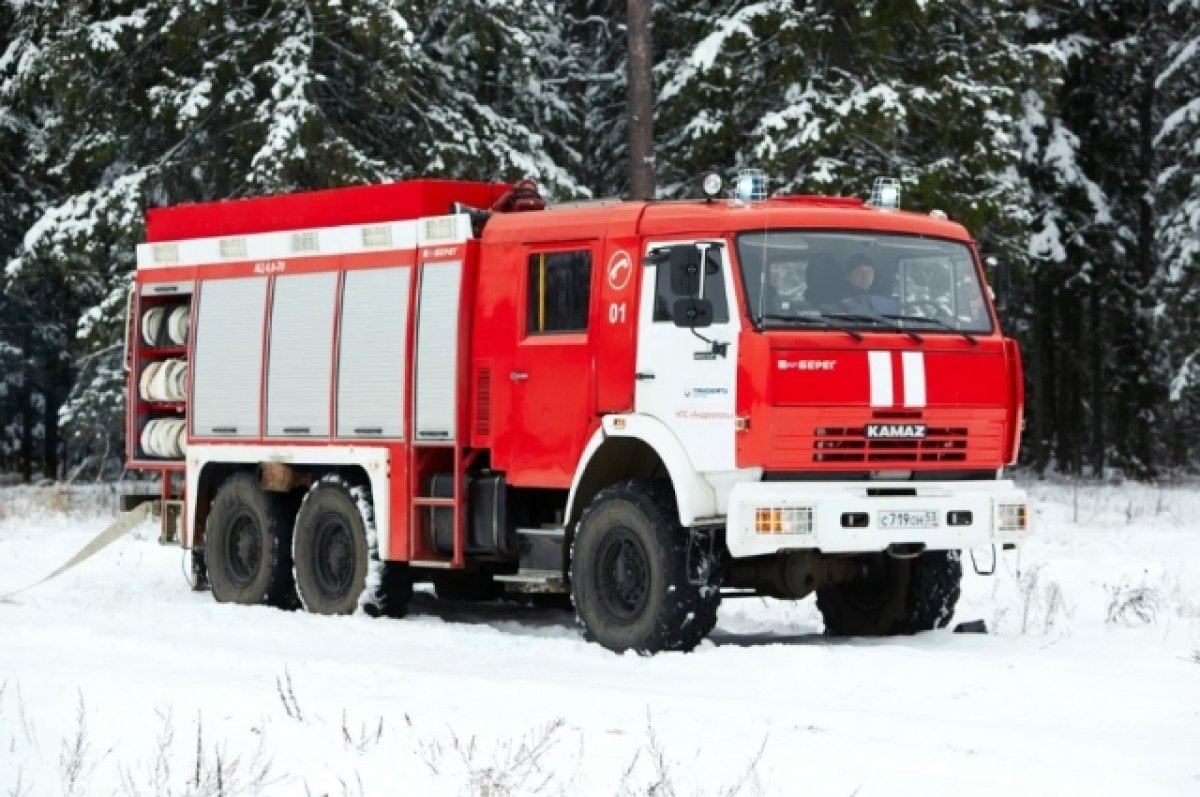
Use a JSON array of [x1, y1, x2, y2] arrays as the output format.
[[565, 413, 718, 527], [186, 444, 392, 557]]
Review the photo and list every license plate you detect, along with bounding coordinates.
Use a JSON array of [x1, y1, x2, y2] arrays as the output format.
[[878, 510, 939, 529]]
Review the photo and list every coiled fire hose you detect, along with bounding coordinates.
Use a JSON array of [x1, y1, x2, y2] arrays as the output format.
[[139, 359, 188, 403], [140, 418, 187, 459], [141, 305, 190, 347]]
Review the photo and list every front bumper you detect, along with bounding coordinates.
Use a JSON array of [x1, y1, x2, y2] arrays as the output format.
[[725, 479, 1030, 558]]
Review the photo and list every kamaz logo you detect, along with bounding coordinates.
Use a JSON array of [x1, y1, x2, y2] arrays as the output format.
[[865, 424, 927, 439]]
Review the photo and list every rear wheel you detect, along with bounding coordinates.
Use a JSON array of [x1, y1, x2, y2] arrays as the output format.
[[816, 550, 962, 636], [571, 480, 720, 654], [292, 475, 411, 616], [205, 472, 297, 608]]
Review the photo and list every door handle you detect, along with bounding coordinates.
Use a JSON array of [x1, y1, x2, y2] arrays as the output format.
[[636, 372, 656, 381], [510, 371, 530, 382]]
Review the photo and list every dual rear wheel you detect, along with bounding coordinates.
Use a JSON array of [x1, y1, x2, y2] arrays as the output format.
[[205, 473, 410, 617]]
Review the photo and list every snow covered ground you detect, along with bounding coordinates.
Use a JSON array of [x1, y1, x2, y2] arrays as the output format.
[[1, 482, 1197, 796]]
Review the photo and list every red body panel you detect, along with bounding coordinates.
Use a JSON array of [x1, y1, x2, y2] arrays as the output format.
[[146, 180, 508, 242], [480, 204, 647, 487]]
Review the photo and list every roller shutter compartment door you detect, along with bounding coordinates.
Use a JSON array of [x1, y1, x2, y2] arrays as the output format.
[[337, 266, 411, 439], [267, 272, 337, 437], [192, 277, 268, 437], [415, 262, 463, 442]]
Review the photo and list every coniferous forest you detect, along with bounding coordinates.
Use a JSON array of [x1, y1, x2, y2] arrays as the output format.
[[0, 1, 1197, 483]]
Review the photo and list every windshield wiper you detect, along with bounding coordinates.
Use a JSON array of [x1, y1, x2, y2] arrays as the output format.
[[884, 314, 978, 346], [824, 313, 924, 344], [760, 313, 863, 342]]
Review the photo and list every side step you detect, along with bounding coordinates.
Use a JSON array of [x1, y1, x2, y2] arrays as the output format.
[[501, 528, 568, 593], [495, 569, 569, 594]]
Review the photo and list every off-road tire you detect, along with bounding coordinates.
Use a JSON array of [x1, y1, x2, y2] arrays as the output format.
[[205, 471, 297, 608], [373, 562, 414, 619], [292, 475, 411, 617], [816, 550, 962, 636], [571, 480, 721, 654]]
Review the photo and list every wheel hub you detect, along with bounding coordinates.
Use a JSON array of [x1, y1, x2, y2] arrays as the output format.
[[312, 512, 355, 599], [595, 527, 651, 624], [225, 511, 262, 588]]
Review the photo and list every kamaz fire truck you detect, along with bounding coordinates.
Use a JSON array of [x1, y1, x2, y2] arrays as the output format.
[[125, 175, 1030, 653]]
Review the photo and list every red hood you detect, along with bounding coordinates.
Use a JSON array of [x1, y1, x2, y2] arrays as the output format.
[[768, 345, 1007, 409], [736, 334, 1018, 471]]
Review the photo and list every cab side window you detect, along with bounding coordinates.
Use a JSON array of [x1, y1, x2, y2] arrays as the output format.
[[652, 247, 730, 323], [527, 250, 592, 334]]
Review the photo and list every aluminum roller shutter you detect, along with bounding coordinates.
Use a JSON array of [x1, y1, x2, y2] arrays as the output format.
[[192, 277, 267, 437], [267, 272, 337, 437], [415, 262, 462, 441], [337, 266, 410, 439]]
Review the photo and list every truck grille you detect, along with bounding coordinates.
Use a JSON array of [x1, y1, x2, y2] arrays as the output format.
[[812, 426, 968, 463]]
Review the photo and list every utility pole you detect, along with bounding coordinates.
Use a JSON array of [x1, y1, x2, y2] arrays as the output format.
[[627, 0, 655, 200]]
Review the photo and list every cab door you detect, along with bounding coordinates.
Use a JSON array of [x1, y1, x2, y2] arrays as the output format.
[[635, 241, 740, 474], [506, 242, 598, 487]]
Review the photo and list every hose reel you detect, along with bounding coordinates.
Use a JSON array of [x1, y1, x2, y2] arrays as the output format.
[[138, 359, 188, 403], [141, 305, 190, 347], [140, 418, 187, 459]]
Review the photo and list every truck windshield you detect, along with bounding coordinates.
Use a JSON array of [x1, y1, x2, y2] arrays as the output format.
[[736, 231, 994, 334]]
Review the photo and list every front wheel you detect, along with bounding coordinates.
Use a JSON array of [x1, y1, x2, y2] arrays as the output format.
[[571, 480, 720, 654], [816, 550, 962, 636]]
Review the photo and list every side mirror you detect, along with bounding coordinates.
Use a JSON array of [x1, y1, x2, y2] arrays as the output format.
[[673, 298, 713, 329], [669, 246, 703, 296], [988, 257, 1010, 312]]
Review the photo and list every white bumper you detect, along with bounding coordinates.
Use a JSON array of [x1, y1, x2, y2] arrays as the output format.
[[725, 479, 1030, 558]]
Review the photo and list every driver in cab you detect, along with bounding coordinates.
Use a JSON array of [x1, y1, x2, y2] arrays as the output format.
[[842, 253, 899, 316]]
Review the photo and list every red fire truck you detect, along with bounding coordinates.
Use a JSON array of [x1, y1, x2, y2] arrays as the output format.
[[125, 176, 1029, 653]]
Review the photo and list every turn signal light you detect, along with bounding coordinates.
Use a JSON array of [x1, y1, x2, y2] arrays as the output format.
[[995, 503, 1028, 532], [754, 507, 813, 535]]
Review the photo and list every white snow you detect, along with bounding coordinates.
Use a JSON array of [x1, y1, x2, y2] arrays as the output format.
[[1, 482, 1198, 795]]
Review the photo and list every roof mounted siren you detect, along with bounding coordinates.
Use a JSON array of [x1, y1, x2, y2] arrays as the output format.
[[868, 177, 902, 210], [733, 169, 768, 202]]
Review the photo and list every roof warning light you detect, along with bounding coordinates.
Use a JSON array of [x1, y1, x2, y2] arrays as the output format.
[[734, 169, 768, 202], [869, 177, 902, 210]]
